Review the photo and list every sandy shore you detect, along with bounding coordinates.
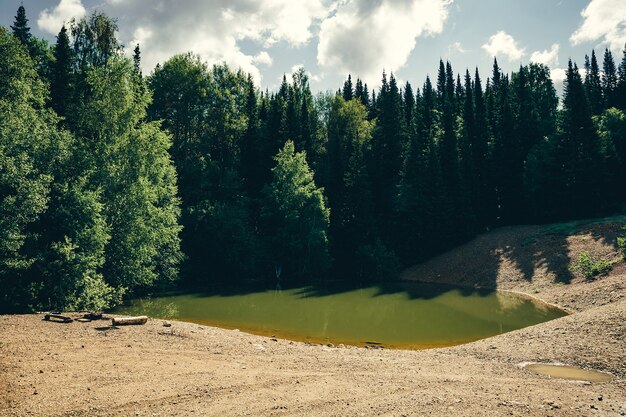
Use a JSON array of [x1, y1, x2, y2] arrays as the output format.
[[0, 275, 623, 417], [1, 222, 625, 416]]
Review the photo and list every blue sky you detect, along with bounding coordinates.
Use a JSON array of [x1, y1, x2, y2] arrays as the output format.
[[2, 0, 625, 95]]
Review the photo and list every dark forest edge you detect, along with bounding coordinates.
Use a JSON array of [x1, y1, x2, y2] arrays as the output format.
[[1, 6, 626, 313]]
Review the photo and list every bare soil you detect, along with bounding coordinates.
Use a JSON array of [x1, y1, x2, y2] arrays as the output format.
[[1, 218, 625, 416]]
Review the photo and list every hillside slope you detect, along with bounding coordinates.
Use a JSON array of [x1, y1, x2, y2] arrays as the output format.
[[401, 216, 626, 312]]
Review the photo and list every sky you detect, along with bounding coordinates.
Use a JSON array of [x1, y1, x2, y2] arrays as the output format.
[[2, 0, 626, 95]]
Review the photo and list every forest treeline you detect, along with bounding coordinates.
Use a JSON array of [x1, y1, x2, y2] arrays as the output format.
[[1, 7, 626, 312]]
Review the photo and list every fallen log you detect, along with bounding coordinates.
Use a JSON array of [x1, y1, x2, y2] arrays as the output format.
[[44, 314, 73, 323], [83, 312, 103, 320], [111, 316, 148, 326]]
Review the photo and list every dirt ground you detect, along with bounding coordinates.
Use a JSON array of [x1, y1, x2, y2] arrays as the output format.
[[1, 220, 625, 416]]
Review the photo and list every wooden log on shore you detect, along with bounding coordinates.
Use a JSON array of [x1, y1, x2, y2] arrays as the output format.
[[111, 316, 148, 326], [83, 312, 103, 320], [44, 314, 73, 323]]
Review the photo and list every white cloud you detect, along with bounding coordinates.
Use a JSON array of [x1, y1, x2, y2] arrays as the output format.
[[317, 0, 453, 85], [252, 51, 273, 67], [100, 0, 330, 85], [551, 67, 567, 84], [550, 67, 567, 99], [530, 43, 560, 67], [448, 41, 467, 55], [37, 0, 86, 34], [481, 31, 525, 62], [570, 0, 626, 51]]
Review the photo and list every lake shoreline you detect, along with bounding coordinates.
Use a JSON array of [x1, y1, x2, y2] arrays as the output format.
[[113, 282, 567, 350], [1, 270, 624, 416]]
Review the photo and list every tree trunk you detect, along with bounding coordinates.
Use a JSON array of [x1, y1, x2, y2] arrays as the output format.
[[111, 316, 148, 326]]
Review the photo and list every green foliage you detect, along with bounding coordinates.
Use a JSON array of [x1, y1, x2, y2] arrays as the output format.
[[70, 12, 121, 71], [618, 238, 626, 261], [261, 141, 331, 283], [618, 223, 626, 261], [356, 240, 400, 282], [74, 57, 183, 293], [571, 252, 613, 280], [0, 17, 182, 312], [326, 97, 376, 272], [149, 55, 254, 286], [0, 28, 57, 310]]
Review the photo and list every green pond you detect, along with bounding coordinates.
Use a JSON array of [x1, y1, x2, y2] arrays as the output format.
[[113, 283, 567, 349]]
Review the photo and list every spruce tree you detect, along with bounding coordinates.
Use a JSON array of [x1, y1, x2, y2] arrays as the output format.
[[354, 78, 369, 107], [241, 76, 262, 198], [417, 76, 444, 253], [51, 25, 72, 118], [403, 81, 416, 132], [602, 49, 619, 109], [370, 72, 403, 236], [617, 43, 626, 111], [458, 69, 476, 231], [437, 61, 464, 240], [11, 5, 31, 47], [342, 74, 353, 101], [455, 74, 465, 116], [472, 68, 492, 227], [561, 60, 604, 216], [584, 50, 604, 115], [133, 44, 141, 74]]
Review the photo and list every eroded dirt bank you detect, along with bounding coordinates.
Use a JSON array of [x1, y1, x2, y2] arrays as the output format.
[[1, 220, 625, 416]]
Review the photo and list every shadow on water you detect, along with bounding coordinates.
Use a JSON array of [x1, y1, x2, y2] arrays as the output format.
[[291, 281, 494, 300], [131, 280, 495, 310], [134, 214, 624, 308]]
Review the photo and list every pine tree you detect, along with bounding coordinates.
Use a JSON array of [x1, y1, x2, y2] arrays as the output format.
[[561, 60, 604, 216], [133, 44, 141, 74], [617, 43, 626, 111], [403, 81, 416, 129], [370, 72, 403, 235], [602, 48, 619, 109], [584, 50, 604, 115], [459, 69, 476, 228], [11, 5, 31, 47], [472, 68, 492, 227], [342, 74, 353, 101], [414, 76, 444, 254], [241, 76, 262, 198], [354, 78, 369, 107], [437, 61, 464, 240], [455, 74, 465, 116], [51, 25, 72, 118]]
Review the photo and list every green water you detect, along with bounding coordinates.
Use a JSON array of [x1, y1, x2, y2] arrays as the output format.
[[114, 283, 567, 349]]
